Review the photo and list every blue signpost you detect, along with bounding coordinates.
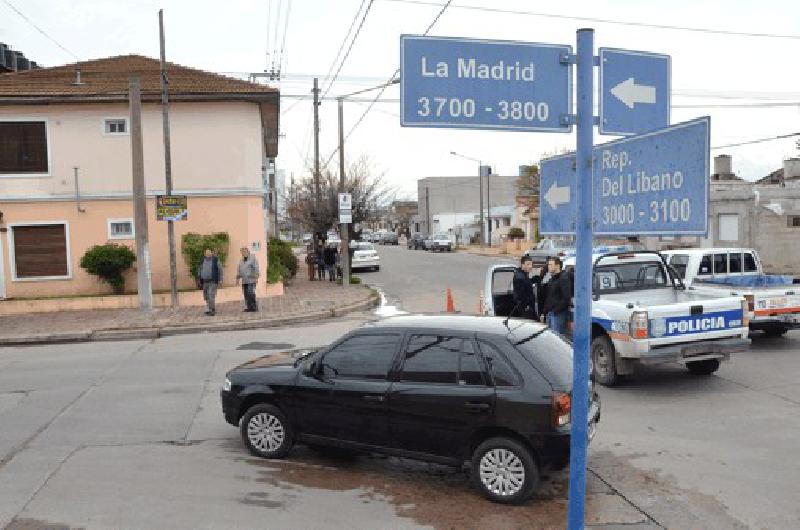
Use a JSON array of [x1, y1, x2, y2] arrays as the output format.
[[540, 117, 709, 236], [401, 32, 687, 530], [599, 48, 670, 136], [400, 35, 572, 132]]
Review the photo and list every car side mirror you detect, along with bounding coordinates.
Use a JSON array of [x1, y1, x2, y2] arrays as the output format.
[[302, 360, 318, 378]]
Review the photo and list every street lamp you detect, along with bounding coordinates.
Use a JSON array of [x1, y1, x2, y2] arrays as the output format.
[[450, 151, 491, 246]]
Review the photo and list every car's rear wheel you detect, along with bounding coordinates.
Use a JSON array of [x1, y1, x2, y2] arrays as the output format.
[[471, 437, 538, 504], [686, 359, 720, 376], [591, 335, 618, 386], [240, 404, 293, 459]]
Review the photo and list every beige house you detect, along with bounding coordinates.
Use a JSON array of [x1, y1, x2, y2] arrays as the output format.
[[0, 55, 279, 299]]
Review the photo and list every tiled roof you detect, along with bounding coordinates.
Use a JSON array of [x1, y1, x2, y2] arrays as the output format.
[[0, 54, 277, 102]]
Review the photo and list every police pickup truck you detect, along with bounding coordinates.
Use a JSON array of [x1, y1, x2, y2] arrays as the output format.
[[484, 251, 751, 386], [662, 248, 800, 337]]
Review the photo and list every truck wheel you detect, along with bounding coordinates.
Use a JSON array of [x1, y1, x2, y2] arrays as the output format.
[[686, 359, 720, 376], [591, 335, 618, 386], [764, 325, 788, 337]]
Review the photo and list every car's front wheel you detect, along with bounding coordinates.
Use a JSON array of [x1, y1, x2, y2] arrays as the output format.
[[240, 404, 293, 459], [471, 437, 538, 504], [686, 359, 720, 376]]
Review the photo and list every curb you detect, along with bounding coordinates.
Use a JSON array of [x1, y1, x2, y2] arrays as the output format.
[[0, 292, 380, 347]]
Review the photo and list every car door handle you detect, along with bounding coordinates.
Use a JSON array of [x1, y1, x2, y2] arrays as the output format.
[[465, 402, 490, 411], [363, 395, 385, 402]]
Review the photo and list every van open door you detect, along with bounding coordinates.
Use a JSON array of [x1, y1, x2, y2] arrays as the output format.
[[484, 264, 517, 316]]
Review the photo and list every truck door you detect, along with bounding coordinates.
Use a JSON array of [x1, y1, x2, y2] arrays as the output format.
[[484, 265, 517, 316]]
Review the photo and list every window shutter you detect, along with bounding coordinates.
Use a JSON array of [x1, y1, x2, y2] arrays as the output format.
[[13, 225, 68, 278]]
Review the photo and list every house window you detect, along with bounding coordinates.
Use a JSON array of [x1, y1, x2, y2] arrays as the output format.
[[108, 219, 134, 239], [104, 119, 128, 135], [718, 214, 739, 242], [11, 223, 70, 279], [788, 215, 800, 228], [0, 120, 49, 174]]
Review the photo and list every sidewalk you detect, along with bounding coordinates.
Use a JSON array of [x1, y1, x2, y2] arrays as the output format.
[[0, 277, 378, 345], [459, 244, 526, 259]]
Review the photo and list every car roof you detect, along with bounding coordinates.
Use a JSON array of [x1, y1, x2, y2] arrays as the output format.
[[661, 247, 756, 255], [363, 314, 548, 337]]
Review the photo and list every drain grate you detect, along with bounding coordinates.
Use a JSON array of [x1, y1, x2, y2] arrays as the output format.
[[236, 342, 296, 351]]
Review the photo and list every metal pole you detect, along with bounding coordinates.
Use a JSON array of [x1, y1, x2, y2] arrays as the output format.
[[487, 168, 492, 246], [338, 98, 350, 285], [478, 164, 484, 246], [567, 27, 594, 530], [425, 187, 431, 235], [159, 9, 178, 307], [129, 76, 153, 311], [312, 77, 321, 257]]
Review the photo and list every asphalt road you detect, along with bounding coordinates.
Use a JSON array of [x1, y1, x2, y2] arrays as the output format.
[[1, 245, 799, 529]]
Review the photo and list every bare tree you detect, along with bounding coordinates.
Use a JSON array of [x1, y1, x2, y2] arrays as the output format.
[[285, 155, 395, 240]]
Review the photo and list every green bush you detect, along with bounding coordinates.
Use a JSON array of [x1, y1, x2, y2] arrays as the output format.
[[508, 227, 526, 240], [349, 276, 361, 285], [267, 238, 299, 284], [80, 244, 136, 294], [181, 232, 230, 282]]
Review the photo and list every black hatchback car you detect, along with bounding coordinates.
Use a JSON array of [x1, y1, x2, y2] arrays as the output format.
[[221, 315, 600, 504], [407, 233, 426, 250]]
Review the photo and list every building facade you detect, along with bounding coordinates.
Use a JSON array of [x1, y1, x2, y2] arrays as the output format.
[[0, 55, 279, 299]]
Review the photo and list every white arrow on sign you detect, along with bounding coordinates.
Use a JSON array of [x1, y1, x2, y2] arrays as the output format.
[[610, 77, 656, 109], [544, 182, 570, 209]]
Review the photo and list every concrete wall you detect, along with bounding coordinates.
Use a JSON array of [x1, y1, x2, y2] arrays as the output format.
[[0, 195, 268, 298], [417, 175, 517, 235], [0, 101, 264, 198]]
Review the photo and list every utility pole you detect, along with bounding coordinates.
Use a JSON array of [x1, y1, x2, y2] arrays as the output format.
[[129, 77, 153, 311], [159, 9, 178, 307], [338, 98, 350, 285], [425, 186, 431, 235], [486, 166, 492, 246], [312, 77, 321, 256]]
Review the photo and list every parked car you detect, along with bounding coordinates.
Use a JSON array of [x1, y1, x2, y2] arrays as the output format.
[[429, 233, 453, 252], [379, 232, 399, 245], [302, 233, 313, 245], [662, 247, 800, 336], [485, 251, 751, 386], [407, 233, 426, 250], [352, 242, 380, 271], [221, 315, 600, 504], [523, 239, 575, 267]]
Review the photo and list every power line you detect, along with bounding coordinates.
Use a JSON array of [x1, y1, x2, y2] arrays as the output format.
[[322, 0, 375, 97], [320, 0, 369, 94], [2, 0, 79, 60], [272, 0, 283, 72], [712, 132, 800, 150], [380, 0, 800, 40], [278, 0, 293, 73]]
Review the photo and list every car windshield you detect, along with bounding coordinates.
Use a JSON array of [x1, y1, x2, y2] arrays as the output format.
[[356, 242, 375, 251], [594, 260, 669, 293]]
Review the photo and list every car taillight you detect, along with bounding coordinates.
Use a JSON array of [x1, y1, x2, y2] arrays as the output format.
[[742, 299, 750, 328], [630, 311, 649, 339], [743, 294, 754, 312], [552, 392, 571, 427]]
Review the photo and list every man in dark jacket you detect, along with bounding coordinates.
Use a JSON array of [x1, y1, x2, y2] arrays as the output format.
[[323, 243, 338, 282], [199, 248, 222, 316], [540, 256, 572, 335], [512, 256, 544, 320]]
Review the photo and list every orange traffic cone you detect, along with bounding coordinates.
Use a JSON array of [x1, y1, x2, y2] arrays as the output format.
[[446, 288, 456, 313]]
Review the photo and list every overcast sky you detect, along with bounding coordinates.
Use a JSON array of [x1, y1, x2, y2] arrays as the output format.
[[2, 0, 799, 199]]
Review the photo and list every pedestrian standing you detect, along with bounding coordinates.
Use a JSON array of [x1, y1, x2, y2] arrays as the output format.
[[199, 248, 222, 316], [236, 246, 260, 312], [324, 243, 338, 282], [315, 240, 326, 281], [305, 244, 316, 281], [540, 256, 572, 335], [512, 255, 545, 320]]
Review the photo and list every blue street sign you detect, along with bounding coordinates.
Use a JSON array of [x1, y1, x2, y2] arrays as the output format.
[[599, 47, 670, 136], [540, 116, 709, 236], [400, 35, 572, 132]]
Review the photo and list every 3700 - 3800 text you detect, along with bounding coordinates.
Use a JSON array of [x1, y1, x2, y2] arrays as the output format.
[[417, 97, 549, 122]]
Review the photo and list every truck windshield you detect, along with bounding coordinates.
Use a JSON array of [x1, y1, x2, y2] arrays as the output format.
[[594, 260, 669, 293]]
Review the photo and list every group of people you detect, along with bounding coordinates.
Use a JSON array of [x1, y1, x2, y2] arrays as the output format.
[[198, 246, 260, 316], [306, 239, 349, 282], [512, 255, 573, 335]]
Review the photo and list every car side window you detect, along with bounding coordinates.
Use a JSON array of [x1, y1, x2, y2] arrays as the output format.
[[698, 254, 712, 275], [478, 340, 519, 387], [744, 253, 758, 272], [729, 253, 743, 274], [714, 253, 728, 275], [322, 333, 401, 380], [400, 335, 482, 385]]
